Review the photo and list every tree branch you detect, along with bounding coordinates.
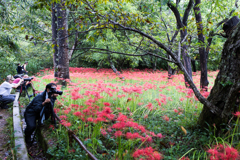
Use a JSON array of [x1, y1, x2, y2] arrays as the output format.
[[84, 0, 223, 116]]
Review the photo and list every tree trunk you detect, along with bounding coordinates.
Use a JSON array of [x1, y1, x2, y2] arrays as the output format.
[[168, 55, 175, 79], [181, 30, 192, 86], [191, 59, 196, 72], [198, 22, 240, 128], [108, 53, 124, 80], [51, 3, 58, 78], [153, 57, 157, 72], [57, 0, 69, 83], [194, 0, 209, 91]]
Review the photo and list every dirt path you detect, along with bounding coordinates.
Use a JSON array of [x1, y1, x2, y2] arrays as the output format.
[[0, 108, 12, 160], [20, 105, 47, 160]]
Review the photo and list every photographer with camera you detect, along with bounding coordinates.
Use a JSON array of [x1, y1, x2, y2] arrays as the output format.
[[24, 83, 62, 144], [13, 75, 31, 87], [0, 75, 23, 109]]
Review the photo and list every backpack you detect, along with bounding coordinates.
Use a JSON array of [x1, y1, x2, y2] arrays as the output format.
[[16, 65, 23, 74]]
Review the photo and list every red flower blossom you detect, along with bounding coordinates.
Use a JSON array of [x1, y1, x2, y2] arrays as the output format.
[[68, 149, 75, 153], [64, 110, 70, 114], [174, 109, 178, 113], [101, 129, 107, 136], [103, 102, 111, 106], [233, 111, 240, 118], [207, 144, 239, 160], [132, 147, 163, 160], [157, 133, 163, 139], [49, 125, 54, 130], [162, 115, 169, 122], [59, 115, 67, 119], [114, 131, 123, 138], [125, 132, 140, 140], [180, 156, 190, 160], [87, 117, 93, 122]]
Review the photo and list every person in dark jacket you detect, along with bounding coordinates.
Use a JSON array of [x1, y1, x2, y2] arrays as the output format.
[[16, 63, 23, 74], [24, 83, 58, 144]]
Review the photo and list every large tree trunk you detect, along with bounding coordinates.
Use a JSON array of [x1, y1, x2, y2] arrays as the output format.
[[194, 0, 209, 91], [51, 2, 58, 78], [198, 22, 240, 127], [57, 0, 69, 82]]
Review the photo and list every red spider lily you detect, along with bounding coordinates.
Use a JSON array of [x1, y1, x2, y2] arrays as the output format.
[[149, 131, 156, 137], [49, 125, 54, 130], [116, 113, 128, 122], [54, 108, 60, 113], [68, 149, 75, 153], [207, 144, 239, 160], [59, 115, 67, 119], [101, 129, 107, 136], [103, 102, 111, 106], [73, 111, 83, 117], [180, 97, 185, 101], [156, 133, 163, 139], [61, 120, 71, 127], [114, 131, 123, 138], [141, 135, 152, 143], [146, 102, 153, 110], [233, 111, 240, 118], [112, 122, 126, 130], [87, 117, 93, 122], [63, 110, 70, 114], [125, 132, 141, 140], [132, 147, 163, 160], [162, 115, 169, 122], [174, 109, 178, 113]]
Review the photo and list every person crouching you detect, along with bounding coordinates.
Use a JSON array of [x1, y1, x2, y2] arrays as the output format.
[[24, 83, 59, 144]]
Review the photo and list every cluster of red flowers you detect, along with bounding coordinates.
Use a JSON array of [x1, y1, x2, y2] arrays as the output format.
[[132, 147, 163, 160], [207, 144, 239, 160]]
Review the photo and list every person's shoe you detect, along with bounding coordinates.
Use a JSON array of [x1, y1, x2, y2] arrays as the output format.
[[1, 105, 9, 109], [25, 136, 32, 145]]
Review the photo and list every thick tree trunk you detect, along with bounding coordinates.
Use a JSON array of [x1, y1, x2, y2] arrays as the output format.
[[52, 3, 58, 78], [198, 22, 240, 127], [57, 1, 69, 82], [194, 0, 209, 91]]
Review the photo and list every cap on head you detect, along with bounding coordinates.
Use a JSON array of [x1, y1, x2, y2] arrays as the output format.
[[6, 75, 15, 82]]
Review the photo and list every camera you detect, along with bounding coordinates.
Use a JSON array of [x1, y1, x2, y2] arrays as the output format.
[[24, 77, 34, 81], [49, 86, 63, 96]]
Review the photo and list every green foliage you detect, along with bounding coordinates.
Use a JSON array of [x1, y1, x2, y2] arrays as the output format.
[[0, 0, 238, 77]]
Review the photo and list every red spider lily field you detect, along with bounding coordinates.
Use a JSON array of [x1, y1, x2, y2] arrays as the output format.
[[29, 68, 239, 160]]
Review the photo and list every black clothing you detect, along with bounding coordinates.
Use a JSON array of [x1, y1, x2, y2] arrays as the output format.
[[0, 95, 15, 109], [24, 91, 56, 142], [16, 66, 23, 74]]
